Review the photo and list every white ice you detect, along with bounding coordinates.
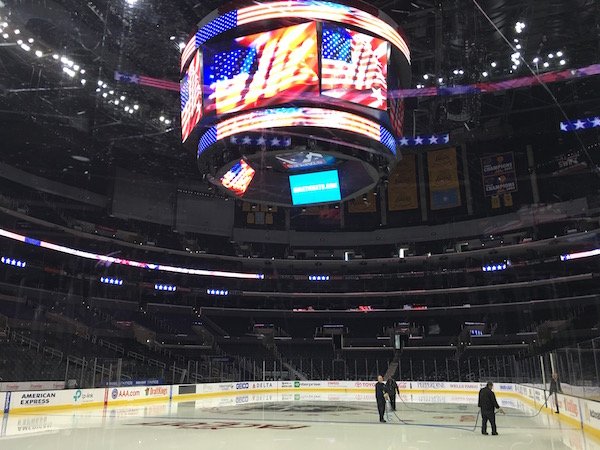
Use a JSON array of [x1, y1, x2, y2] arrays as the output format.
[[0, 391, 595, 449]]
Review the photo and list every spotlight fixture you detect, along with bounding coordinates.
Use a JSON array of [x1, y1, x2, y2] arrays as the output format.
[[482, 260, 511, 272]]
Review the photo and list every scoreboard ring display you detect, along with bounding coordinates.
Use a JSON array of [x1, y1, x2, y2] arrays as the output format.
[[181, 0, 411, 207]]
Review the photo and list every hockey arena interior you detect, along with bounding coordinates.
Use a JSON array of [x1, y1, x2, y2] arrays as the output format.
[[0, 0, 600, 448]]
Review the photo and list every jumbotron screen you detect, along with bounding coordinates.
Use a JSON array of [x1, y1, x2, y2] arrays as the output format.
[[321, 24, 389, 110], [276, 151, 336, 171], [181, 52, 203, 143], [289, 169, 341, 205], [221, 159, 256, 195], [203, 22, 319, 115]]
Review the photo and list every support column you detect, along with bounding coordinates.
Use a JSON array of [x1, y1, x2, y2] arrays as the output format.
[[526, 144, 540, 203], [459, 145, 474, 215], [418, 153, 428, 221]]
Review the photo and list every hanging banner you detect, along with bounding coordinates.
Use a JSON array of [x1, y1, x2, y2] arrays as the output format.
[[481, 152, 518, 197], [388, 154, 418, 211], [427, 148, 461, 210]]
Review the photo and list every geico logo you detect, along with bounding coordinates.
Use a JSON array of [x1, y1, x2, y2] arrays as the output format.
[[235, 396, 249, 404], [236, 383, 249, 389]]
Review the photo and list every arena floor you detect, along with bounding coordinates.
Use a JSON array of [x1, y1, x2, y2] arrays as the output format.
[[0, 392, 594, 449]]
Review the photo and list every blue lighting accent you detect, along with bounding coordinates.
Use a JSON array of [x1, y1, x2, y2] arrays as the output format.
[[322, 25, 352, 62], [206, 289, 228, 296], [482, 261, 510, 272], [289, 170, 341, 206], [155, 284, 176, 292], [308, 275, 330, 281], [24, 237, 41, 246], [196, 11, 238, 46], [198, 127, 217, 156], [560, 116, 600, 132], [398, 133, 450, 147], [1, 256, 26, 268], [100, 277, 123, 286], [380, 127, 397, 155]]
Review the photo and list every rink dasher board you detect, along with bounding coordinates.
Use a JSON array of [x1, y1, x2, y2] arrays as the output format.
[[2, 380, 600, 442]]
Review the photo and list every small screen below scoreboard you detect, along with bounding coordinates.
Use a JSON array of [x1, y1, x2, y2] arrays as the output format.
[[289, 169, 341, 205]]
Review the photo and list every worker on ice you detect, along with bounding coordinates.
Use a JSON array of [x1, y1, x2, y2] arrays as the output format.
[[375, 375, 389, 422], [478, 381, 504, 435], [385, 377, 400, 411]]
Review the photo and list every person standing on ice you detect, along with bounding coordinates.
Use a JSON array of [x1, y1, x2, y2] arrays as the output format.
[[375, 375, 389, 422], [385, 377, 400, 411], [478, 381, 503, 435]]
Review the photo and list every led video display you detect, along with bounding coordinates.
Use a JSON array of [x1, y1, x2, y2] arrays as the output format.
[[181, 52, 203, 143], [289, 170, 341, 205], [321, 24, 389, 110], [221, 160, 256, 195], [276, 152, 336, 171], [204, 22, 319, 115]]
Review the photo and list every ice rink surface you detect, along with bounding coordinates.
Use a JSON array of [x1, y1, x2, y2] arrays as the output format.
[[0, 391, 596, 450]]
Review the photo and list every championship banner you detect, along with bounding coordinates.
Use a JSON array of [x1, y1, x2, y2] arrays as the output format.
[[427, 148, 461, 210], [388, 154, 418, 211], [481, 152, 518, 197], [347, 191, 377, 213]]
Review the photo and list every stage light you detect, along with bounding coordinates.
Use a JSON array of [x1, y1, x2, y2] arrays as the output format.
[[453, 69, 459, 75], [20, 43, 30, 51], [178, 42, 185, 51], [543, 62, 550, 68], [63, 67, 76, 77], [80, 69, 85, 74], [515, 44, 521, 50], [482, 71, 488, 77], [164, 119, 171, 125], [80, 79, 86, 85], [133, 104, 139, 110], [97, 80, 103, 86], [548, 53, 554, 59], [120, 95, 125, 101], [556, 51, 563, 57], [14, 29, 19, 34], [2, 34, 8, 39], [159, 116, 165, 122], [108, 90, 114, 95], [559, 60, 566, 65], [423, 74, 429, 80], [491, 62, 497, 67], [126, 0, 137, 6], [102, 92, 108, 98], [511, 65, 517, 70], [438, 77, 443, 83], [53, 54, 59, 60], [533, 57, 539, 64], [35, 50, 42, 57]]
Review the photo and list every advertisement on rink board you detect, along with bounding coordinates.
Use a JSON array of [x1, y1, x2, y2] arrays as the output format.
[[0, 381, 65, 392], [108, 385, 170, 403]]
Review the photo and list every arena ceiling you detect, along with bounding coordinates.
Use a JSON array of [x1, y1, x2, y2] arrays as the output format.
[[0, 0, 598, 193]]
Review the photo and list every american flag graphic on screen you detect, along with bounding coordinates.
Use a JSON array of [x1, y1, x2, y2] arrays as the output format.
[[321, 24, 389, 110], [181, 52, 203, 143], [204, 22, 319, 115]]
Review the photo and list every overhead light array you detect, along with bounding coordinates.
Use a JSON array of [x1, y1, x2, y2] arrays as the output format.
[[0, 14, 177, 124]]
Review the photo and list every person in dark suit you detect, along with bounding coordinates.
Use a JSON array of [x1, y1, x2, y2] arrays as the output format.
[[549, 373, 561, 413], [375, 375, 389, 422], [385, 377, 400, 411], [478, 381, 503, 435]]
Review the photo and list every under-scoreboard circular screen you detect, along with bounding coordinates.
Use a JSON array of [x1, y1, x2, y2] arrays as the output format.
[[181, 0, 411, 207]]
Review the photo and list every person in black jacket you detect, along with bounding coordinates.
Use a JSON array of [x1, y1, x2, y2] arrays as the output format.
[[478, 382, 503, 435], [375, 375, 389, 422], [549, 373, 561, 413], [385, 377, 400, 411]]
